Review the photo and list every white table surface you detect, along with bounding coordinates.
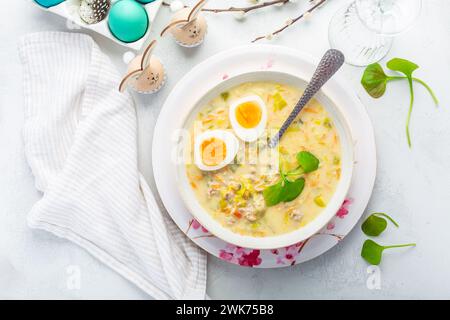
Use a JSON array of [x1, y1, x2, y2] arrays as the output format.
[[1, 0, 449, 299]]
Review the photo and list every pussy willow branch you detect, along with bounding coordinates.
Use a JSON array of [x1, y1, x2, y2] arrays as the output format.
[[252, 0, 328, 42], [162, 0, 290, 14]]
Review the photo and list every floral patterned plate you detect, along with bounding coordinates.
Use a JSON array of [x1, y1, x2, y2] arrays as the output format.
[[152, 45, 376, 268]]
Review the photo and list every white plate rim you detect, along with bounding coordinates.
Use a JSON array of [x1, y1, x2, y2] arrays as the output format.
[[152, 44, 376, 268]]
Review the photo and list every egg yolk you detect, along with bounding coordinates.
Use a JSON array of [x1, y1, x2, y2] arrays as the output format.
[[201, 138, 227, 167], [235, 101, 262, 129]]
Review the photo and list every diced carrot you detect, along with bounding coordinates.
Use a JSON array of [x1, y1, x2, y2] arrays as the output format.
[[303, 107, 318, 114], [233, 210, 242, 219], [190, 182, 197, 189]]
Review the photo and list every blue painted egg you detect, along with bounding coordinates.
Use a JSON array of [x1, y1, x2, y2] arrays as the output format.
[[108, 0, 149, 43], [34, 0, 65, 8]]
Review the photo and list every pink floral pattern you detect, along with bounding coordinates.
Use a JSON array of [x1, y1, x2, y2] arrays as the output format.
[[270, 242, 305, 265], [260, 58, 275, 70], [336, 198, 353, 219], [219, 244, 262, 267], [187, 198, 353, 267], [326, 221, 336, 230], [191, 219, 208, 233]]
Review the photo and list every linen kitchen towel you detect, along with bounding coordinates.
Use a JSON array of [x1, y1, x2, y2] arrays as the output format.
[[18, 32, 207, 300]]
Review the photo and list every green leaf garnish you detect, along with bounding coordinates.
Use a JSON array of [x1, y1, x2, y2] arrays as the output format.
[[386, 58, 419, 147], [361, 58, 439, 148], [281, 178, 305, 202], [273, 92, 287, 111], [361, 239, 416, 265], [263, 151, 319, 206], [263, 180, 285, 207], [361, 63, 389, 98], [296, 151, 320, 173], [361, 212, 399, 236]]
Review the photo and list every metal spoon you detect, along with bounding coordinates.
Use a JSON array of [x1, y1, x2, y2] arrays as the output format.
[[268, 49, 345, 148]]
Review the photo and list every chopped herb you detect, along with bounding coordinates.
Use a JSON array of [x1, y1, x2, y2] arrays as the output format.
[[333, 156, 340, 165], [361, 239, 416, 265], [220, 92, 230, 101], [323, 118, 332, 128]]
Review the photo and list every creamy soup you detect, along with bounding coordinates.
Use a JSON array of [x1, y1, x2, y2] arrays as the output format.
[[185, 82, 341, 237]]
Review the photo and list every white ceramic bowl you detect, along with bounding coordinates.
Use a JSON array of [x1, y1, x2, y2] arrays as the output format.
[[175, 70, 354, 250]]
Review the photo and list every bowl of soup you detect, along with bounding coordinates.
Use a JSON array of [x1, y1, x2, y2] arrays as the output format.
[[176, 71, 353, 249]]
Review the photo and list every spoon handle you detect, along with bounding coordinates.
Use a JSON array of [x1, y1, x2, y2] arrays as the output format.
[[268, 49, 345, 148]]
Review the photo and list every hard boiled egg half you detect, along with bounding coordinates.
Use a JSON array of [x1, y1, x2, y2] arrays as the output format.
[[229, 95, 267, 142], [194, 130, 239, 171]]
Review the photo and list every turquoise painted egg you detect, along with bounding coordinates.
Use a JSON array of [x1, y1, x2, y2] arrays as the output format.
[[135, 0, 156, 3], [108, 0, 149, 43], [34, 0, 65, 8]]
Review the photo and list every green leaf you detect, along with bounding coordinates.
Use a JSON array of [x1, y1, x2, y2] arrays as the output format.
[[361, 239, 416, 265], [263, 151, 317, 206], [387, 58, 419, 147], [263, 180, 284, 207], [386, 58, 419, 78], [281, 178, 305, 202], [296, 151, 320, 173], [361, 63, 389, 98], [362, 57, 438, 148], [361, 212, 399, 236], [361, 240, 384, 265]]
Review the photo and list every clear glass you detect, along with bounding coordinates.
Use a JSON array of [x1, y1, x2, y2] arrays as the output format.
[[328, 0, 422, 66]]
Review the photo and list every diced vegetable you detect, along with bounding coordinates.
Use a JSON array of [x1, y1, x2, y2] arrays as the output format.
[[273, 92, 287, 111], [220, 92, 230, 101], [323, 117, 332, 128], [314, 195, 326, 207]]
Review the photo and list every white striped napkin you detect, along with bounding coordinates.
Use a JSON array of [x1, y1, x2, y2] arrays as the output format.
[[18, 32, 207, 300]]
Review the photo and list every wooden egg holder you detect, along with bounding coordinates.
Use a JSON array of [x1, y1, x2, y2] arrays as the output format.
[[32, 0, 163, 50]]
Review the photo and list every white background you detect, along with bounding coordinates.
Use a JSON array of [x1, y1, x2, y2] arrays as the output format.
[[0, 0, 449, 299]]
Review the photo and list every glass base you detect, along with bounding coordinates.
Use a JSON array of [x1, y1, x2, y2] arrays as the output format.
[[328, 2, 393, 67]]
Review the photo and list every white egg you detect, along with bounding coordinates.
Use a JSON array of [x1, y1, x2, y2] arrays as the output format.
[[194, 130, 239, 171], [229, 95, 267, 142]]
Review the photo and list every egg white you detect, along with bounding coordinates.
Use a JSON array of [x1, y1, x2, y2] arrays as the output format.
[[194, 130, 239, 171], [229, 95, 268, 142]]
